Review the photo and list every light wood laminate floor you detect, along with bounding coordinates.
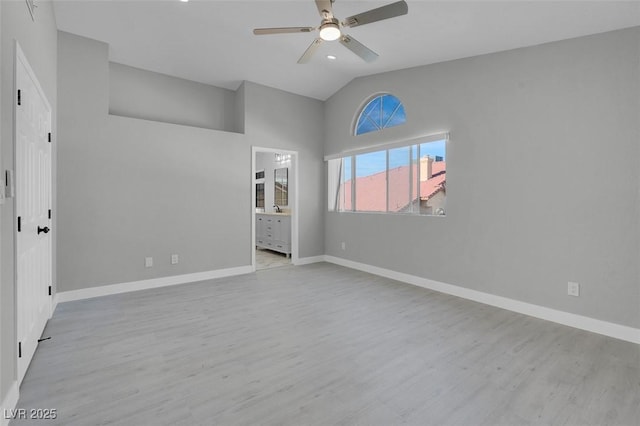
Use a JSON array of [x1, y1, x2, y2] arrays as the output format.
[[14, 263, 640, 425]]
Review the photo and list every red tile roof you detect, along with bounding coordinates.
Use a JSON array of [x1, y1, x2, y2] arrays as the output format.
[[341, 161, 445, 212]]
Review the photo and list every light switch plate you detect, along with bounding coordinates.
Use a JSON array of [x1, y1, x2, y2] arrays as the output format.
[[5, 170, 15, 199]]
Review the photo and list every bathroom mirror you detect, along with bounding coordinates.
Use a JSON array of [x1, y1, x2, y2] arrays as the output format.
[[274, 168, 288, 206]]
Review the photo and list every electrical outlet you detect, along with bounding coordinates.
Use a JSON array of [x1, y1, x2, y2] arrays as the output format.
[[145, 257, 153, 268], [171, 254, 179, 265], [341, 242, 346, 250], [568, 281, 580, 297]]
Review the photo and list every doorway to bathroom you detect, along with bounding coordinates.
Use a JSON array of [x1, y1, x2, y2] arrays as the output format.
[[251, 147, 299, 270]]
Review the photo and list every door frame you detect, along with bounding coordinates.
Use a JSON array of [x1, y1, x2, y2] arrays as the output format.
[[13, 41, 53, 384], [251, 146, 299, 270]]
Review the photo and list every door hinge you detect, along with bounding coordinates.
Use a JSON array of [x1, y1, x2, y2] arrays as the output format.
[[48, 286, 52, 296], [48, 132, 51, 143], [17, 216, 21, 232], [17, 89, 21, 106], [18, 342, 22, 358], [48, 209, 52, 219]]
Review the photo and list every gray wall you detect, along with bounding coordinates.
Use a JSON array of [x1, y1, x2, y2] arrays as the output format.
[[109, 62, 238, 132], [234, 82, 245, 134], [58, 32, 247, 291], [243, 82, 325, 259], [324, 27, 640, 328], [57, 33, 325, 292], [0, 0, 58, 406], [0, 0, 3, 398]]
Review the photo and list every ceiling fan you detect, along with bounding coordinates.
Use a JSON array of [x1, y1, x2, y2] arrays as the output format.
[[253, 0, 408, 64]]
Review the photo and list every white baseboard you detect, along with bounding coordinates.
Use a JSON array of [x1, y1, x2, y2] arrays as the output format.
[[56, 265, 253, 304], [324, 255, 640, 344], [1, 381, 19, 426], [293, 256, 325, 266]]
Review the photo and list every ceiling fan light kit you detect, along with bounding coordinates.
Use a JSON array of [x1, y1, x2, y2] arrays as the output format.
[[253, 0, 408, 64], [319, 19, 341, 41]]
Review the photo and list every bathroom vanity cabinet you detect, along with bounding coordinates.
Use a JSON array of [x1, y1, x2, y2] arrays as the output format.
[[256, 213, 291, 256]]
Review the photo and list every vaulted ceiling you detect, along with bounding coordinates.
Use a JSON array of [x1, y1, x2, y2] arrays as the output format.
[[52, 1, 640, 100]]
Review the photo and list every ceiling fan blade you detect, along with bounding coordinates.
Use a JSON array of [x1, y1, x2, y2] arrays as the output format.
[[343, 0, 408, 28], [315, 0, 334, 19], [298, 38, 323, 64], [339, 35, 378, 62], [254, 27, 315, 35]]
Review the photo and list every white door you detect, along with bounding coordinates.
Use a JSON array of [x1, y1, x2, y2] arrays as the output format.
[[15, 44, 53, 385]]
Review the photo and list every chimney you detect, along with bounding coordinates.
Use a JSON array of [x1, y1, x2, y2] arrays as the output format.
[[420, 156, 433, 181]]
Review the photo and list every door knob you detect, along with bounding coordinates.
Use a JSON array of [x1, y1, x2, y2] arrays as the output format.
[[37, 226, 50, 234]]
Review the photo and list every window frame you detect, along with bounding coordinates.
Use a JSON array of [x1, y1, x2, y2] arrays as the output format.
[[354, 93, 407, 136], [327, 132, 449, 216]]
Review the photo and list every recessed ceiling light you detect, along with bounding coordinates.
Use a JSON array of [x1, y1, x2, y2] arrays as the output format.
[[327, 55, 337, 60], [180, 0, 189, 2]]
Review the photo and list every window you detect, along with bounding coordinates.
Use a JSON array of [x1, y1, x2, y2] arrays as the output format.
[[328, 136, 447, 215], [355, 94, 406, 135], [256, 183, 265, 209]]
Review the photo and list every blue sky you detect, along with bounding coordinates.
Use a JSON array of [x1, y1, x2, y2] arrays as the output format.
[[350, 139, 446, 178]]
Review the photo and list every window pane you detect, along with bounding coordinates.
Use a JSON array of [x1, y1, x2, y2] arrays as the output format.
[[356, 117, 378, 135], [381, 95, 400, 127], [357, 97, 381, 134], [355, 151, 387, 212], [362, 97, 380, 120], [418, 139, 446, 215], [388, 146, 411, 212], [385, 103, 406, 129]]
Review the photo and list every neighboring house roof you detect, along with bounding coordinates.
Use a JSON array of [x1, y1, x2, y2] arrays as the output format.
[[342, 161, 445, 212], [420, 162, 446, 202]]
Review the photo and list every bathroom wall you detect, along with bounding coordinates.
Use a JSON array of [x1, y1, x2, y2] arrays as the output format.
[[256, 152, 294, 214]]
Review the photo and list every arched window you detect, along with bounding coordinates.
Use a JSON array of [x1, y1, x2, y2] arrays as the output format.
[[355, 94, 406, 135]]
